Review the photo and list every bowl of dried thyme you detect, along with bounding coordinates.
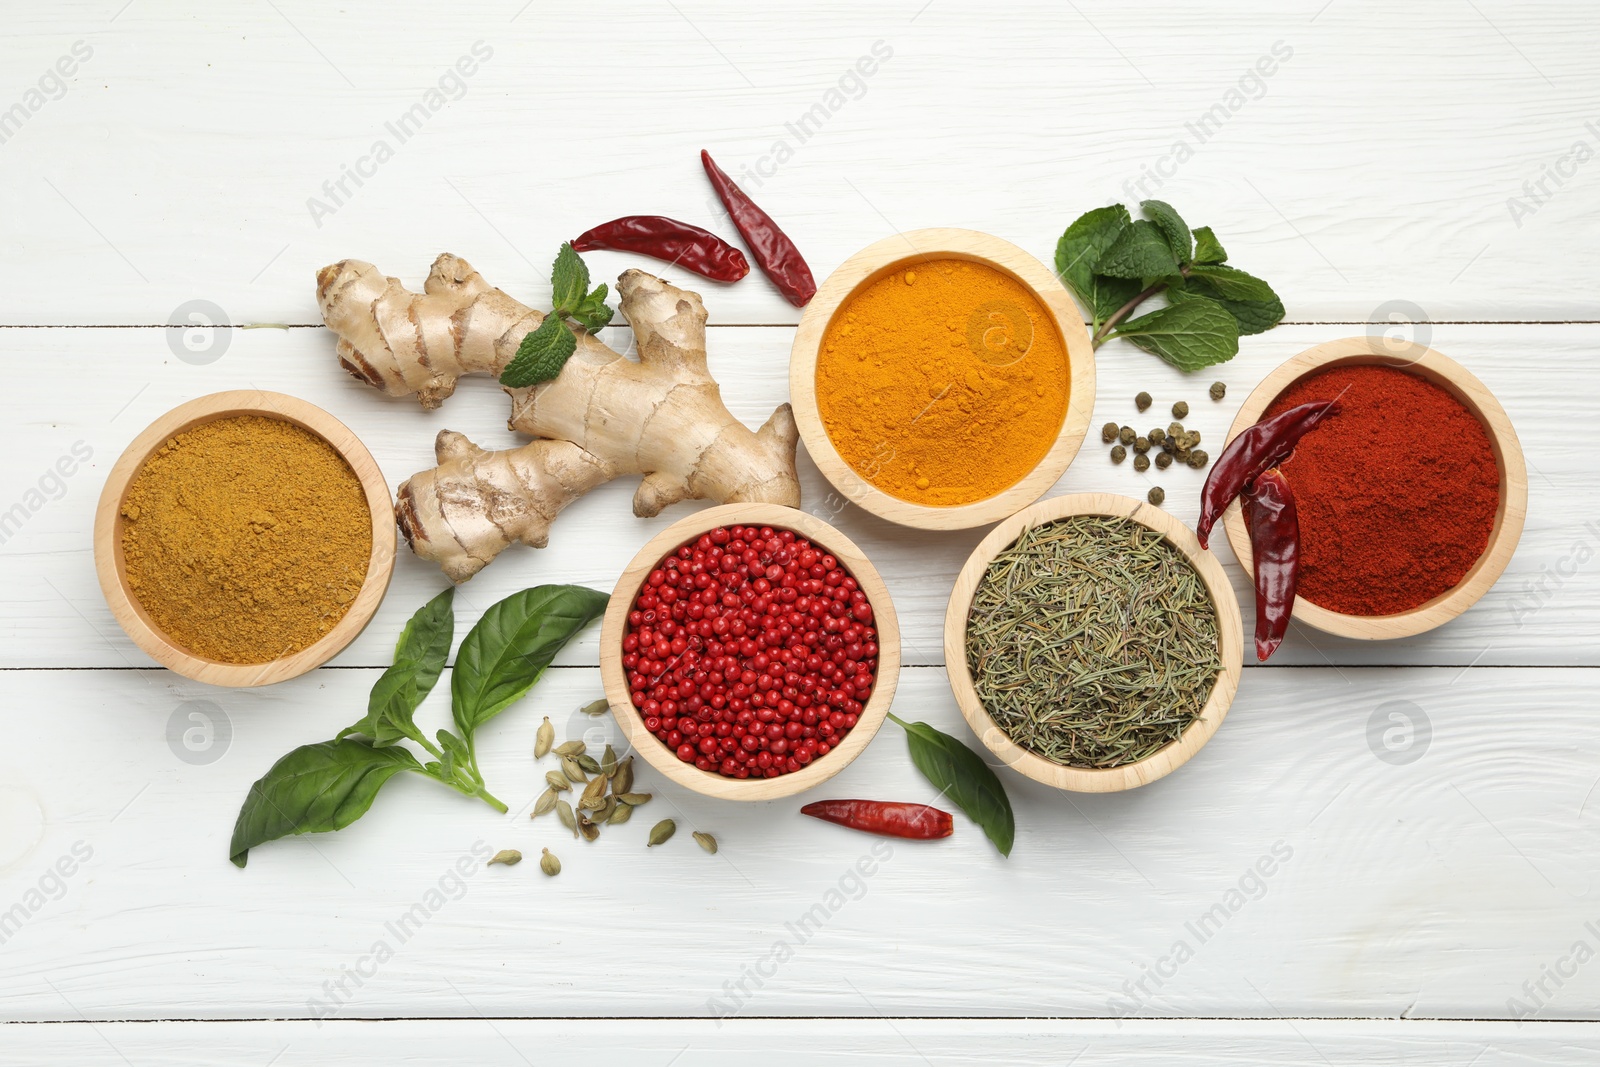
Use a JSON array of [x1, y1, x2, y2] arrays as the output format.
[[93, 391, 396, 687], [943, 493, 1244, 792]]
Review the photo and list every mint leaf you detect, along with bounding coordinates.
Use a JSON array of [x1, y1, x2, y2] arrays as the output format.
[[570, 283, 613, 332], [1091, 276, 1141, 331], [1141, 200, 1193, 264], [1055, 205, 1130, 310], [500, 314, 578, 388], [1114, 298, 1239, 371], [1174, 275, 1285, 336], [550, 242, 589, 314], [1185, 263, 1278, 302], [1096, 220, 1180, 280], [1192, 225, 1227, 264]]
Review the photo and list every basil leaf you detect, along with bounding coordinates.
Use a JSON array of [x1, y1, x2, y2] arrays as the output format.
[[499, 313, 578, 388], [888, 714, 1015, 857], [550, 242, 589, 315], [1192, 225, 1227, 265], [1172, 278, 1285, 336], [1096, 220, 1180, 280], [1055, 205, 1130, 313], [451, 584, 609, 741], [570, 283, 614, 332], [229, 740, 420, 867], [1115, 298, 1240, 371], [1141, 200, 1193, 265], [339, 587, 455, 747]]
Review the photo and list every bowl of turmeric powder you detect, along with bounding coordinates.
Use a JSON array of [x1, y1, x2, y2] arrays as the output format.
[[790, 228, 1096, 530], [93, 391, 396, 686]]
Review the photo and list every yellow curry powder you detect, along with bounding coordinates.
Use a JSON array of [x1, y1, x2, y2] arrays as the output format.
[[815, 259, 1070, 506], [120, 415, 372, 664]]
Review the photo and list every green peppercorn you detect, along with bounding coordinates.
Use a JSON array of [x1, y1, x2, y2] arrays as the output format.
[[1169, 422, 1184, 439], [1155, 451, 1173, 470], [1161, 436, 1177, 453], [1187, 430, 1202, 446], [1135, 391, 1152, 412], [1189, 448, 1210, 468], [1172, 401, 1189, 419], [1210, 381, 1227, 401], [1118, 426, 1136, 446], [1110, 444, 1127, 464], [1175, 447, 1191, 461], [1101, 421, 1119, 444], [1149, 427, 1166, 446], [1133, 453, 1150, 472], [1147, 486, 1165, 506], [1133, 436, 1150, 454]]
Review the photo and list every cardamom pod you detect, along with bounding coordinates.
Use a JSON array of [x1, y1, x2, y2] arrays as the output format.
[[561, 756, 588, 784], [579, 813, 600, 842], [555, 740, 585, 758], [692, 831, 718, 855], [557, 799, 577, 836], [545, 770, 570, 792], [607, 802, 633, 825], [575, 753, 601, 775], [487, 849, 522, 867], [578, 773, 608, 809], [613, 757, 634, 796], [617, 792, 652, 806], [594, 795, 617, 824], [601, 744, 617, 778], [539, 848, 560, 877], [581, 698, 608, 716], [531, 787, 557, 817], [534, 717, 554, 759], [647, 819, 676, 847]]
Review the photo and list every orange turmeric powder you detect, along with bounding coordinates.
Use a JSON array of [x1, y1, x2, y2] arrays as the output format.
[[120, 415, 372, 664], [814, 259, 1070, 506]]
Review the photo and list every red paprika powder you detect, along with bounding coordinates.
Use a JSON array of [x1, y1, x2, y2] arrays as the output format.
[[1260, 364, 1499, 616]]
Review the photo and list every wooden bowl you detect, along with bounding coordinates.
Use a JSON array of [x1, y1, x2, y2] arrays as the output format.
[[93, 391, 396, 686], [944, 493, 1244, 793], [789, 228, 1095, 531], [1220, 337, 1528, 640], [599, 502, 901, 801]]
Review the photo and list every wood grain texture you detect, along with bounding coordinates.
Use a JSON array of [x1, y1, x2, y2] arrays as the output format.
[[2, 665, 1599, 1022], [1, 323, 1588, 669], [944, 492, 1244, 792], [3, 1019, 1598, 1065], [1, 3, 1598, 325], [599, 502, 901, 800], [91, 390, 396, 686], [788, 228, 1096, 529]]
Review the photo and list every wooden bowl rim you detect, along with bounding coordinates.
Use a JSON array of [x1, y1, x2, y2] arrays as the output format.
[[943, 492, 1244, 793], [599, 502, 902, 801], [92, 389, 396, 687], [1219, 336, 1528, 641], [789, 227, 1096, 531]]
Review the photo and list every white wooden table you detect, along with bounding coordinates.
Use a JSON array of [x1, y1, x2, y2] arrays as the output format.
[[4, 2, 1598, 1062]]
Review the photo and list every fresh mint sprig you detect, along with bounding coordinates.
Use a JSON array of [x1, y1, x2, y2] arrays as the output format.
[[1055, 201, 1285, 371], [500, 243, 614, 388]]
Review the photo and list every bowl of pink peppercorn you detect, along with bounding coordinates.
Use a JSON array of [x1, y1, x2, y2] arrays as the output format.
[[599, 502, 902, 801]]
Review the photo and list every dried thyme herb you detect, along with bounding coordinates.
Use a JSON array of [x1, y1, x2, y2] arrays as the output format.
[[965, 515, 1220, 769]]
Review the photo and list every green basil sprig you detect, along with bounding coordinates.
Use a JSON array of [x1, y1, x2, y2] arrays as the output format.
[[887, 713, 1015, 857], [1055, 200, 1284, 370], [229, 584, 607, 868]]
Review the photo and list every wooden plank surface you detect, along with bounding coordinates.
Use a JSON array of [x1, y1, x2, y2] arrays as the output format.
[[3, 0, 1598, 1060]]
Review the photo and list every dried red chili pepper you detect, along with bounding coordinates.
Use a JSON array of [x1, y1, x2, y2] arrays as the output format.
[[1196, 399, 1340, 549], [571, 216, 750, 283], [1245, 467, 1299, 662], [800, 799, 954, 840], [700, 149, 817, 307]]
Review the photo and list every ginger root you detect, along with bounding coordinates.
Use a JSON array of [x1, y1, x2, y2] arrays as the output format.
[[316, 254, 800, 581]]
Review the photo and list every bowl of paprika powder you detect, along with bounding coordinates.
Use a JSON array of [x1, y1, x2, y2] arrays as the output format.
[[1219, 337, 1527, 640]]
